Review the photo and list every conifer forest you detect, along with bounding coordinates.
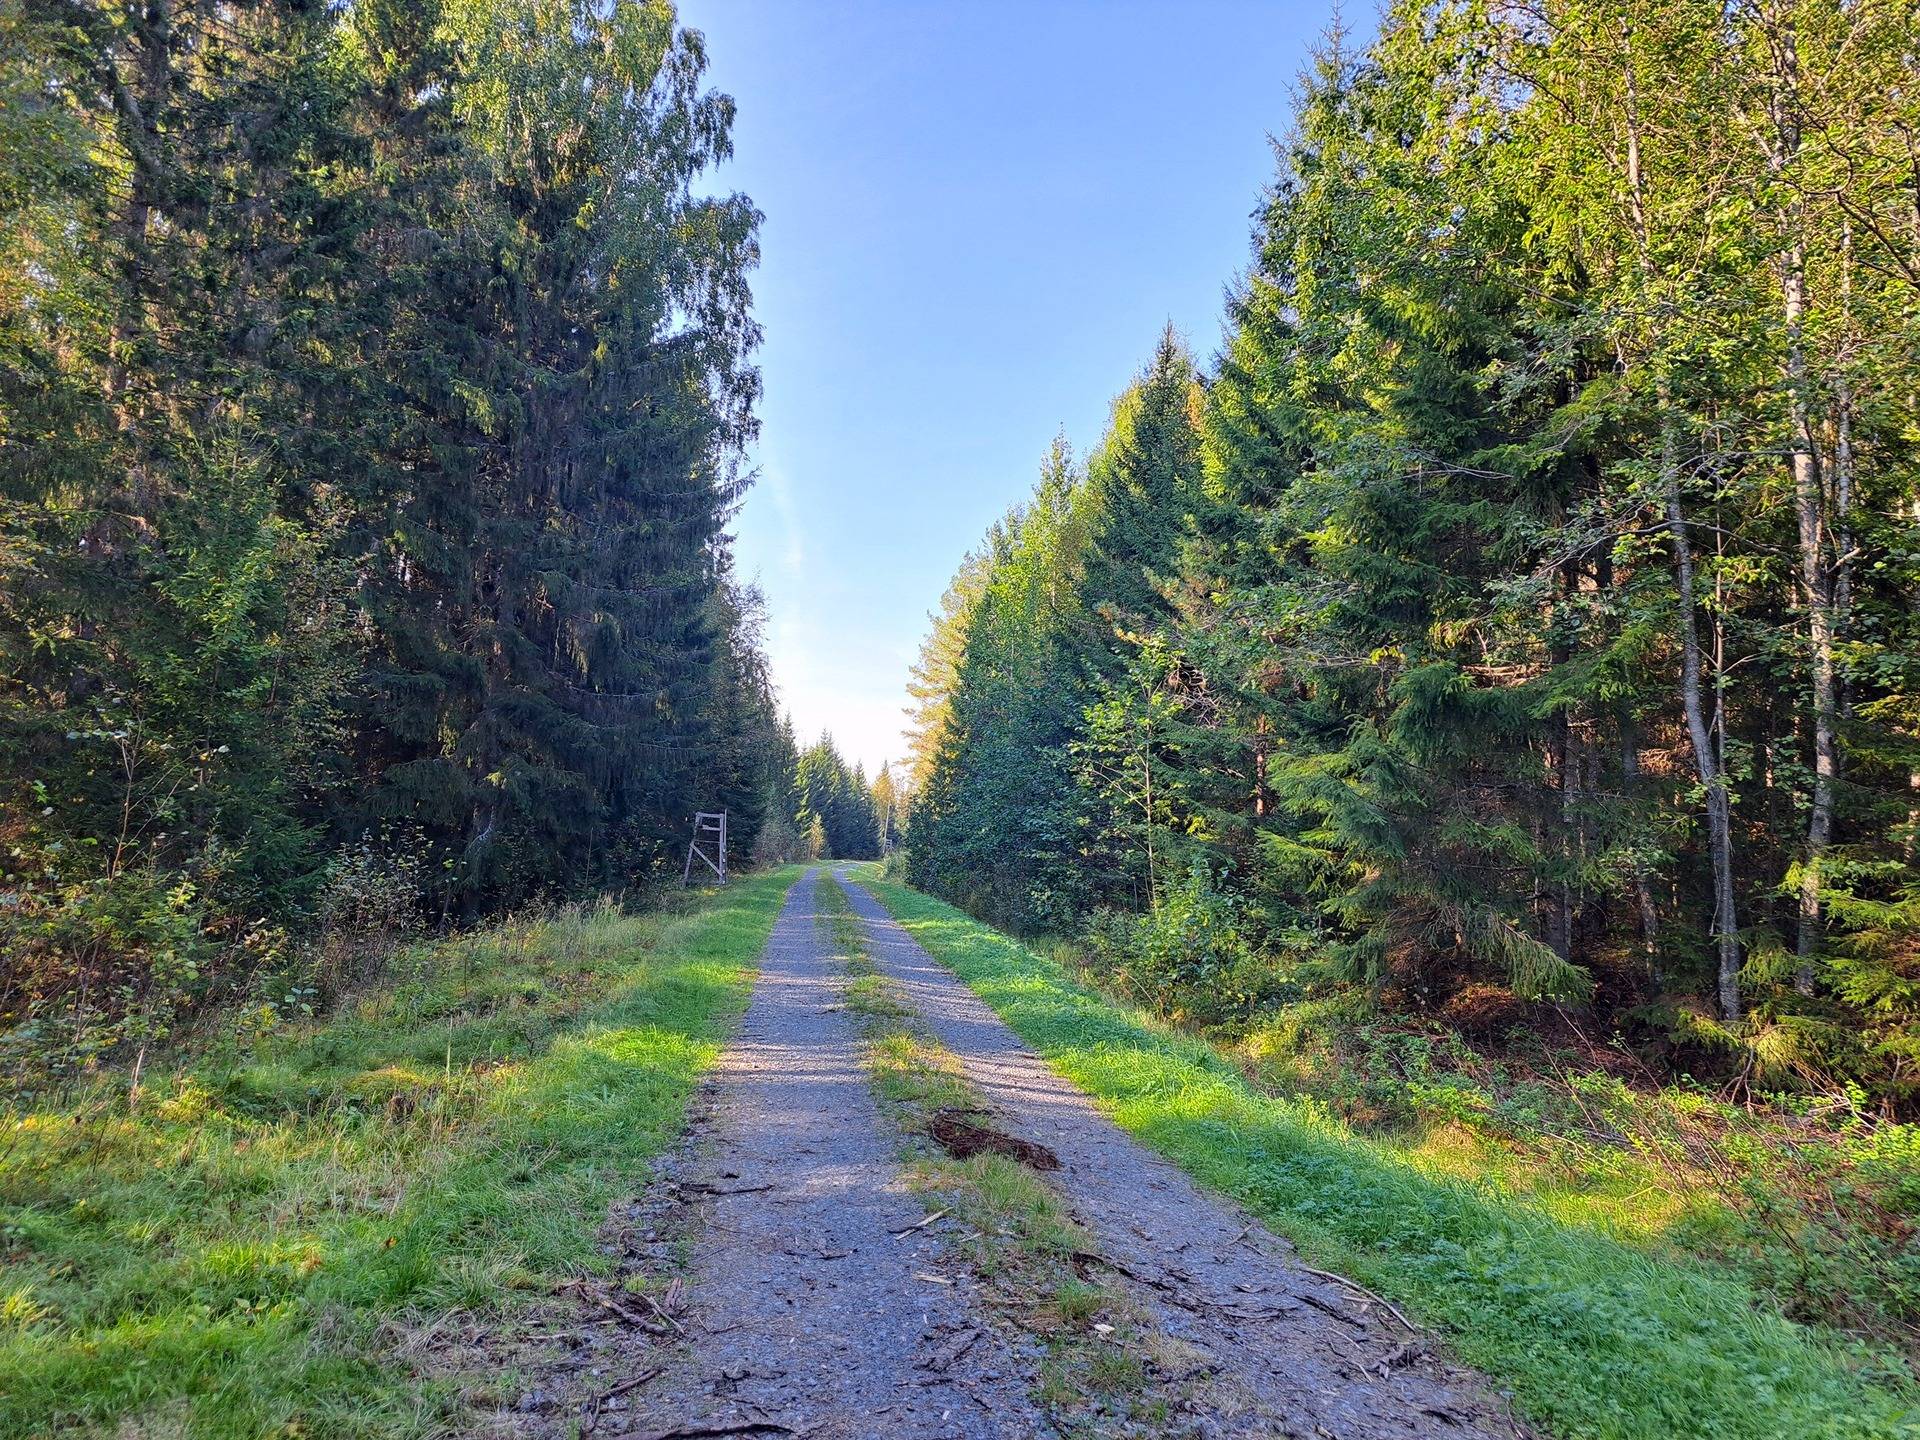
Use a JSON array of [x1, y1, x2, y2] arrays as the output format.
[[910, 3, 1920, 1101], [0, 0, 882, 1058], [5, 3, 1920, 1438]]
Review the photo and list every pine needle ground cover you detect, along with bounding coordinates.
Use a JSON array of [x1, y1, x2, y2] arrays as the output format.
[[854, 868, 1919, 1440], [0, 868, 798, 1440]]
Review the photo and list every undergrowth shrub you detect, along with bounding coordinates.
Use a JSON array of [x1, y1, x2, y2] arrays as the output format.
[[1, 834, 432, 1090], [1230, 999, 1920, 1361], [1082, 861, 1296, 1025], [310, 837, 427, 995], [0, 866, 224, 1085]]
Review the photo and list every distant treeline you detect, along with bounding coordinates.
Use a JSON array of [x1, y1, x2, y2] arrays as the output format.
[[0, 2, 785, 1064], [754, 725, 901, 865], [906, 1, 1920, 1105]]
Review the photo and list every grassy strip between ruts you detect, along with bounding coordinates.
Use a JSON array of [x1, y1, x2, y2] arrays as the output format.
[[815, 876, 1176, 1433], [0, 866, 799, 1440], [849, 866, 1920, 1440]]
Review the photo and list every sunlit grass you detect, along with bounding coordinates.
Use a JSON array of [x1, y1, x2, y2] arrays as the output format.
[[1393, 1121, 1697, 1246], [852, 866, 1920, 1440], [1230, 1004, 1739, 1250], [0, 869, 799, 1439]]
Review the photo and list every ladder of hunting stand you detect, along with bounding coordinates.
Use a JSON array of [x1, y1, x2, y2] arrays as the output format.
[[682, 810, 728, 886]]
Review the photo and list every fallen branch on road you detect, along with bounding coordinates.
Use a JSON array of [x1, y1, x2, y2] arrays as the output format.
[[558, 1279, 668, 1334], [1295, 1265, 1417, 1333], [595, 1365, 663, 1403], [890, 1206, 951, 1236]]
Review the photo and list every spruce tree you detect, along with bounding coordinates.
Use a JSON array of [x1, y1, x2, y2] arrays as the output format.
[[906, 0, 1920, 1099], [1, 0, 776, 1054]]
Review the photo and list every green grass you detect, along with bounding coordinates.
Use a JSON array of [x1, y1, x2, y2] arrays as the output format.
[[1, 868, 799, 1439], [1225, 992, 1920, 1349], [850, 866, 1920, 1440]]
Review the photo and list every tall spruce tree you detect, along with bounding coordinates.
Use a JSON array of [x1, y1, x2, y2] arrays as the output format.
[[342, 0, 763, 906], [1, 0, 777, 1057], [911, 440, 1093, 930]]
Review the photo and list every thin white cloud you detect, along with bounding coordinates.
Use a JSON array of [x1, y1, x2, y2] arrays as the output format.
[[762, 464, 805, 576]]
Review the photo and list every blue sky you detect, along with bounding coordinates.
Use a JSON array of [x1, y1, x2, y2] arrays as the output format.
[[682, 0, 1337, 775]]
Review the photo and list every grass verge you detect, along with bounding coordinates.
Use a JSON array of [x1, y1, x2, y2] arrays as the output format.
[[817, 875, 1178, 1434], [850, 866, 1920, 1440], [1, 867, 799, 1440]]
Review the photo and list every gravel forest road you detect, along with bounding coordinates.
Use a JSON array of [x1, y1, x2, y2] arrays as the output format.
[[503, 867, 1524, 1440]]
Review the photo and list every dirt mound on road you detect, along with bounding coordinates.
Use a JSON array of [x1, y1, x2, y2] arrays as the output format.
[[927, 1107, 1061, 1170]]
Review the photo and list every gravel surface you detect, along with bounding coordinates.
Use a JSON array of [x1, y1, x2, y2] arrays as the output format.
[[831, 867, 1528, 1440], [605, 868, 1054, 1440]]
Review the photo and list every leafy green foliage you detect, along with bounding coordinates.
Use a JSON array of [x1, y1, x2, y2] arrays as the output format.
[[1084, 860, 1288, 1026]]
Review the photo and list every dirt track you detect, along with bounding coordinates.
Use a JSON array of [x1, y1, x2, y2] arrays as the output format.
[[485, 867, 1524, 1439]]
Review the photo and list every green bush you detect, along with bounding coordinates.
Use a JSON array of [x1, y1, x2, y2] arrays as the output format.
[[1087, 862, 1297, 1025], [0, 867, 223, 1084]]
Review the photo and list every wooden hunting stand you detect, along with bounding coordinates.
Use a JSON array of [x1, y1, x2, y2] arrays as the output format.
[[682, 810, 728, 886]]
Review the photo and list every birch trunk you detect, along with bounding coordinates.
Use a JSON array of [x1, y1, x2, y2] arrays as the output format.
[[1661, 414, 1744, 1021], [1766, 15, 1840, 994], [1622, 36, 1744, 1020]]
